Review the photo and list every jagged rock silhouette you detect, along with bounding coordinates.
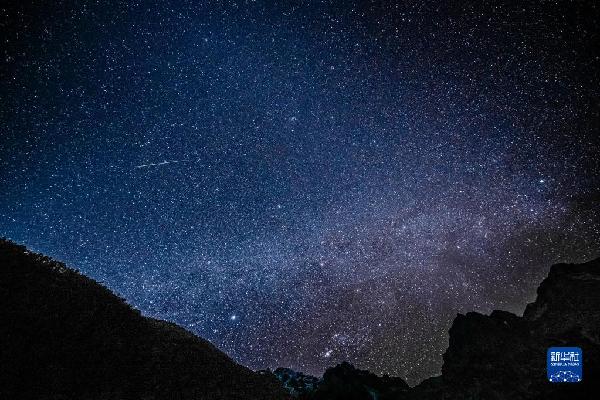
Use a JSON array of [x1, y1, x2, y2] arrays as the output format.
[[275, 258, 600, 399], [2, 238, 599, 399]]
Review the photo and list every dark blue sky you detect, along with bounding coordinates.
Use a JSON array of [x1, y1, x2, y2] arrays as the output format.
[[2, 0, 599, 384]]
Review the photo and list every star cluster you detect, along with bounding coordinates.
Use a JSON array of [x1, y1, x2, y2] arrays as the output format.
[[1, 1, 599, 385]]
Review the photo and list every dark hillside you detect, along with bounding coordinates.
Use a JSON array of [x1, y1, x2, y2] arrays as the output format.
[[2, 238, 599, 399], [0, 239, 288, 400]]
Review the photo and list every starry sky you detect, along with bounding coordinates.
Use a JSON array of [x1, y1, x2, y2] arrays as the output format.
[[1, 0, 599, 385]]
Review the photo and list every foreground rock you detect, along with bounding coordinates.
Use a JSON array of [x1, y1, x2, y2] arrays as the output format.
[[274, 362, 409, 400], [276, 258, 600, 399], [0, 239, 288, 400], [411, 258, 600, 400], [314, 362, 410, 400], [3, 237, 598, 399]]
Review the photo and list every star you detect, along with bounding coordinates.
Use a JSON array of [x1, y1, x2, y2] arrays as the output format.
[[1, 0, 598, 387]]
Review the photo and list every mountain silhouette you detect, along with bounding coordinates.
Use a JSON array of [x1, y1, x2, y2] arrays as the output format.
[[1, 238, 598, 399], [0, 239, 288, 400], [409, 257, 600, 399], [273, 257, 600, 399]]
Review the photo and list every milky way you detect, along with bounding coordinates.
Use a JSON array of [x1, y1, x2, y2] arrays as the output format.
[[1, 1, 599, 385]]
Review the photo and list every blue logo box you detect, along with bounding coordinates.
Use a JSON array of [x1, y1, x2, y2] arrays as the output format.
[[547, 347, 582, 383]]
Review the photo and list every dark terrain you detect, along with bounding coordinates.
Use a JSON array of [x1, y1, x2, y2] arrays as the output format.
[[273, 257, 600, 400], [1, 238, 598, 399], [0, 239, 288, 400]]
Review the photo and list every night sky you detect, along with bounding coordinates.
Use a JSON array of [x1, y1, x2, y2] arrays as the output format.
[[1, 0, 599, 385]]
